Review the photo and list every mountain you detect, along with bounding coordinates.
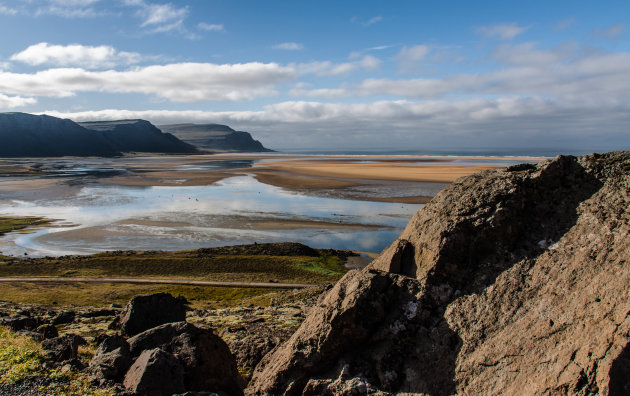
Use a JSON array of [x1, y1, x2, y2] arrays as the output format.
[[0, 113, 198, 157], [0, 112, 120, 157], [79, 120, 198, 154], [158, 123, 273, 152], [248, 151, 630, 395]]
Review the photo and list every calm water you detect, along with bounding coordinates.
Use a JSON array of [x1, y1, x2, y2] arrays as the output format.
[[0, 175, 421, 256]]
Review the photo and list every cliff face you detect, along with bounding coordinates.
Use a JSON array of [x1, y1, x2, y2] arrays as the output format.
[[248, 152, 630, 395], [79, 120, 198, 154], [159, 123, 273, 152], [0, 113, 198, 157], [0, 113, 120, 157]]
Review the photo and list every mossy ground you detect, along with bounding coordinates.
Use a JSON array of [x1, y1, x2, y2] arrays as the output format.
[[0, 216, 57, 238], [0, 250, 347, 284], [0, 326, 113, 395]]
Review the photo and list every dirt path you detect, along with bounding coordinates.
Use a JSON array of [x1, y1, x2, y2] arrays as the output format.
[[0, 277, 316, 289]]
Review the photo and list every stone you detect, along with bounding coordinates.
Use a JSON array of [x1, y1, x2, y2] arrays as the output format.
[[227, 334, 280, 371], [37, 324, 58, 339], [51, 311, 75, 325], [0, 315, 37, 331], [42, 334, 86, 363], [128, 321, 244, 395], [123, 348, 185, 396], [247, 151, 630, 395], [89, 335, 131, 382], [118, 293, 188, 337]]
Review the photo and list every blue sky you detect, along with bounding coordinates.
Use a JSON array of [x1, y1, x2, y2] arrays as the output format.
[[0, 0, 628, 152]]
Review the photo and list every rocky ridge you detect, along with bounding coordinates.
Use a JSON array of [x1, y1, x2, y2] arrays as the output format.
[[159, 123, 273, 152], [248, 151, 630, 395]]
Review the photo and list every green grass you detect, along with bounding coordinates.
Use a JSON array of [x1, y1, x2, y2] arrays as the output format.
[[0, 326, 113, 395], [0, 216, 57, 237], [296, 253, 347, 276], [0, 282, 285, 309], [0, 249, 348, 284]]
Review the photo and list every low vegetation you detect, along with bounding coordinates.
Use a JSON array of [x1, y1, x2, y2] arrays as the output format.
[[0, 242, 350, 308], [0, 326, 112, 395], [0, 247, 348, 284], [0, 216, 57, 238]]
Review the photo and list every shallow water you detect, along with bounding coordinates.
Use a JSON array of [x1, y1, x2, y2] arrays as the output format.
[[0, 175, 421, 256]]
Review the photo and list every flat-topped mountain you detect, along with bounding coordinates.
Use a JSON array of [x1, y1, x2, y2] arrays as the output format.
[[79, 120, 197, 154], [0, 112, 120, 157], [159, 123, 273, 152], [0, 113, 197, 157]]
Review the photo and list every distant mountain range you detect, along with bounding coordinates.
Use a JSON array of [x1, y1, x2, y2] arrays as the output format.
[[159, 123, 273, 153], [0, 113, 272, 157]]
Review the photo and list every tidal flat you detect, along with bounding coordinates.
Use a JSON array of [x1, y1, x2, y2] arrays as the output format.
[[0, 154, 537, 257]]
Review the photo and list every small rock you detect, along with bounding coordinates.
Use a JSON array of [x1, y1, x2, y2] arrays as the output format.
[[42, 334, 86, 363], [0, 315, 37, 331], [37, 324, 59, 339], [51, 311, 75, 325]]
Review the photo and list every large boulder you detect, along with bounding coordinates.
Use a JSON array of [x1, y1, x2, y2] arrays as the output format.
[[118, 293, 188, 337], [128, 321, 244, 395], [247, 152, 630, 395], [123, 348, 185, 396], [89, 335, 132, 383]]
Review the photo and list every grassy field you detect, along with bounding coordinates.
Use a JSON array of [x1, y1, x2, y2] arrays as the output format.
[[0, 216, 57, 238], [0, 249, 348, 284], [0, 282, 287, 308], [0, 327, 113, 395]]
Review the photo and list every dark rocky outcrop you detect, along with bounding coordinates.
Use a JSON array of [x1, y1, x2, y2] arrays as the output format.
[[0, 112, 120, 157], [116, 293, 188, 337], [196, 242, 319, 257], [159, 123, 273, 152], [123, 348, 185, 396], [0, 112, 198, 157], [51, 310, 75, 325], [127, 321, 243, 395], [248, 151, 630, 395], [37, 324, 59, 340], [42, 334, 86, 363], [80, 119, 198, 154], [89, 335, 132, 383], [0, 315, 37, 331]]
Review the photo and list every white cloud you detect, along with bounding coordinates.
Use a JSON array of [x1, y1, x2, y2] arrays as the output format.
[[273, 42, 304, 51], [363, 16, 382, 26], [554, 17, 575, 31], [591, 23, 625, 39], [0, 93, 36, 108], [198, 22, 224, 31], [0, 62, 296, 101], [295, 55, 381, 76], [290, 44, 630, 102], [351, 15, 383, 27], [10, 42, 141, 69], [396, 45, 430, 72], [475, 23, 530, 40], [0, 4, 18, 15], [34, 0, 102, 18], [42, 96, 630, 150], [124, 0, 189, 33]]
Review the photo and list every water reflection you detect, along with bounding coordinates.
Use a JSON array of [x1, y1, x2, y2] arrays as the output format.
[[1, 175, 421, 256]]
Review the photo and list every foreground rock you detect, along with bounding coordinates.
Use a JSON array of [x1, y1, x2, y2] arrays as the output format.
[[116, 292, 188, 337], [128, 321, 243, 395], [123, 348, 185, 396], [248, 152, 630, 395]]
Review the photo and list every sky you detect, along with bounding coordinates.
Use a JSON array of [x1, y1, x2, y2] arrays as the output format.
[[0, 0, 628, 153]]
